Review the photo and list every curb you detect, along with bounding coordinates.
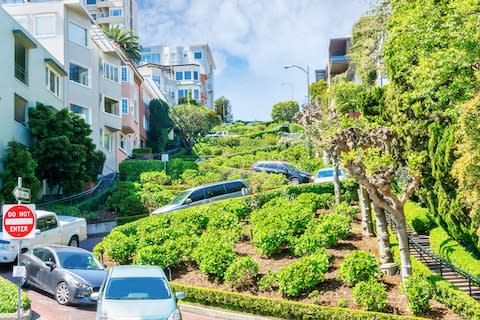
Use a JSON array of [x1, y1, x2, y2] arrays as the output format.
[[179, 303, 277, 320]]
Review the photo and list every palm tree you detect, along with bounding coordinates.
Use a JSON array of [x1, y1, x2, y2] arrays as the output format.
[[103, 25, 143, 64]]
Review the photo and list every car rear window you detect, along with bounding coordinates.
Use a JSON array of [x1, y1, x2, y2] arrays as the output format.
[[105, 277, 171, 300], [225, 181, 245, 193]]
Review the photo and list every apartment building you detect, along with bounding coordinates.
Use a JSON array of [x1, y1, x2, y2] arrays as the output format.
[[326, 37, 355, 85], [2, 0, 123, 174], [315, 69, 326, 82], [0, 5, 66, 166], [140, 44, 216, 109], [84, 0, 137, 32]]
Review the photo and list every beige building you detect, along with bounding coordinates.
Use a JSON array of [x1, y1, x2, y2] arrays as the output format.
[[84, 0, 137, 32]]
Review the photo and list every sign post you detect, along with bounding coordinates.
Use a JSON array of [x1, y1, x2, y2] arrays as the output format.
[[2, 178, 35, 320], [161, 153, 169, 175]]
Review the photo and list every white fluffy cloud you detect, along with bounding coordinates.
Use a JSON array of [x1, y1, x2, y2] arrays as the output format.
[[138, 0, 371, 120]]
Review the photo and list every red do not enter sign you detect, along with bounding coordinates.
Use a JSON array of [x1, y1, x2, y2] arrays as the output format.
[[2, 204, 36, 239]]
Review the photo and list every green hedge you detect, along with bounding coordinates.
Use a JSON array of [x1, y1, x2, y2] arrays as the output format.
[[132, 147, 152, 154], [76, 188, 111, 212], [172, 283, 424, 320], [0, 278, 30, 313], [429, 227, 480, 278], [404, 202, 437, 234], [390, 233, 480, 319], [116, 214, 149, 226], [119, 160, 165, 181]]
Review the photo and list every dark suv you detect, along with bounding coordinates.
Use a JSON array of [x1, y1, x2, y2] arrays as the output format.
[[251, 161, 312, 184]]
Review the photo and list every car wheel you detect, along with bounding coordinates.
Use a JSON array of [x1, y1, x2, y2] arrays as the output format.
[[290, 177, 300, 185], [68, 236, 79, 247], [55, 282, 70, 305]]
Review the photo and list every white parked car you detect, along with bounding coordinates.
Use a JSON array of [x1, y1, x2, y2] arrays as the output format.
[[314, 168, 346, 184], [205, 131, 229, 138], [0, 210, 87, 263]]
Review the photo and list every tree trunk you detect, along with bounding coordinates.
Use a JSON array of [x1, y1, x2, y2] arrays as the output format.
[[373, 203, 393, 264], [392, 210, 412, 281], [323, 150, 330, 165], [359, 186, 375, 237], [332, 161, 342, 205]]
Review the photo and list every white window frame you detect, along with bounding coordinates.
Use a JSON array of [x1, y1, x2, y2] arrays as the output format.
[[34, 14, 56, 37], [68, 22, 88, 47], [70, 104, 91, 124], [101, 128, 113, 152], [121, 98, 129, 114], [46, 66, 61, 98], [69, 62, 90, 87], [109, 8, 123, 17], [119, 133, 126, 151], [121, 66, 128, 82], [103, 63, 119, 82]]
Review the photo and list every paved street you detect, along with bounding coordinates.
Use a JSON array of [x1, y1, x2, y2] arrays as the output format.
[[0, 237, 217, 320]]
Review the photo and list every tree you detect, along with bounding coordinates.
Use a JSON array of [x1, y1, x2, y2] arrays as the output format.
[[271, 100, 299, 123], [170, 104, 220, 150], [103, 25, 143, 63], [28, 103, 102, 194], [147, 99, 172, 153], [214, 96, 232, 122], [1, 141, 41, 203]]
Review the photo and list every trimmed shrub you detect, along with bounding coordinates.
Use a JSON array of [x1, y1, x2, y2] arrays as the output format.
[[338, 250, 380, 286], [404, 202, 436, 235], [94, 230, 135, 264], [402, 273, 433, 315], [76, 188, 111, 212], [105, 181, 147, 216], [341, 178, 359, 203], [334, 201, 359, 218], [166, 158, 198, 179], [277, 248, 330, 297], [119, 160, 164, 181], [116, 214, 149, 226], [133, 240, 181, 268], [140, 171, 171, 185], [352, 279, 388, 312], [247, 171, 287, 194], [294, 193, 335, 211], [258, 271, 278, 292], [0, 277, 30, 313], [224, 256, 259, 289], [132, 147, 152, 154]]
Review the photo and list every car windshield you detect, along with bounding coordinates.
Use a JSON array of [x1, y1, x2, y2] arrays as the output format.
[[284, 163, 300, 172], [105, 277, 171, 300], [57, 252, 104, 270], [171, 190, 191, 205], [317, 169, 344, 178]]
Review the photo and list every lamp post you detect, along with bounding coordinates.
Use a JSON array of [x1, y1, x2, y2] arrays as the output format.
[[283, 64, 310, 107], [281, 82, 294, 100]]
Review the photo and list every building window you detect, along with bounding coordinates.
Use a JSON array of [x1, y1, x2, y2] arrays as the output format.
[[14, 41, 27, 84], [46, 67, 60, 97], [68, 22, 87, 47], [120, 133, 126, 150], [184, 71, 192, 80], [194, 89, 199, 100], [91, 13, 96, 20], [109, 8, 123, 17], [194, 51, 202, 59], [14, 94, 27, 125], [70, 104, 90, 124], [121, 66, 128, 82], [193, 71, 199, 81], [101, 129, 113, 152], [103, 63, 119, 82], [69, 63, 89, 86], [35, 15, 56, 37], [104, 97, 119, 115], [152, 75, 161, 86], [143, 115, 149, 130], [121, 98, 129, 114], [178, 90, 184, 98], [175, 72, 183, 81], [86, 0, 96, 4]]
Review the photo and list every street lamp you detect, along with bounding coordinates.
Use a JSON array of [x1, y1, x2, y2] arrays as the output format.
[[283, 64, 310, 106], [281, 82, 294, 100]]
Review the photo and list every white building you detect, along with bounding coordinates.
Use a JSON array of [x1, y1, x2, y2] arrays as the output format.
[[0, 5, 66, 166], [140, 44, 216, 109], [83, 0, 137, 33]]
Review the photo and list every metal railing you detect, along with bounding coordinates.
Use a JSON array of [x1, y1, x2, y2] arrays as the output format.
[[15, 64, 27, 83]]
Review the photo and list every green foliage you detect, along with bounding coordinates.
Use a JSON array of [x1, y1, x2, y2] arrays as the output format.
[[258, 271, 278, 292], [45, 205, 81, 217], [429, 227, 480, 278], [338, 250, 380, 286], [247, 172, 286, 194], [224, 256, 259, 289], [309, 80, 328, 107], [172, 282, 426, 320], [294, 193, 335, 211], [401, 273, 433, 315], [330, 81, 366, 114], [119, 160, 164, 181], [140, 171, 171, 185], [0, 277, 30, 312], [94, 230, 135, 264], [137, 176, 174, 213], [277, 248, 330, 297], [76, 188, 111, 212], [28, 103, 100, 194], [133, 241, 181, 268], [115, 214, 149, 226], [1, 141, 41, 202], [404, 202, 437, 235], [103, 25, 142, 63], [334, 202, 359, 218], [105, 181, 147, 216], [271, 100, 299, 123], [214, 96, 232, 122], [132, 147, 153, 155], [147, 99, 172, 153], [288, 124, 304, 133], [352, 279, 388, 312]]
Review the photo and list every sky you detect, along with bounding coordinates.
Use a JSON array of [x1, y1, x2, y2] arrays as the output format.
[[137, 0, 372, 121]]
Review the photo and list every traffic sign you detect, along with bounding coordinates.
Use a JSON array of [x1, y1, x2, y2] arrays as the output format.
[[12, 186, 31, 203], [2, 204, 36, 239]]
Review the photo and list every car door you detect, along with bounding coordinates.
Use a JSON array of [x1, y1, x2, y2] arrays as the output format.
[[225, 181, 246, 198], [37, 248, 60, 294], [185, 189, 207, 206], [35, 216, 61, 246], [27, 248, 48, 289]]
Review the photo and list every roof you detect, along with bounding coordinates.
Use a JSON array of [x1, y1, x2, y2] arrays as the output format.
[[185, 179, 247, 192], [35, 210, 56, 218], [90, 24, 116, 53], [39, 245, 90, 254], [110, 265, 167, 278]]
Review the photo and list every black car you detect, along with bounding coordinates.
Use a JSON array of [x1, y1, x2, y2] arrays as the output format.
[[251, 161, 312, 184]]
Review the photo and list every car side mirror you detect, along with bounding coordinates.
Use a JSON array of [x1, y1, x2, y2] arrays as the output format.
[[90, 292, 99, 301], [35, 229, 41, 235], [184, 198, 192, 205], [45, 261, 55, 270], [175, 291, 186, 300]]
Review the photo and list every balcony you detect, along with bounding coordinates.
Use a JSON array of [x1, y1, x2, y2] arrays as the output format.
[[15, 64, 27, 84], [329, 55, 351, 76], [103, 111, 121, 131], [122, 112, 136, 134]]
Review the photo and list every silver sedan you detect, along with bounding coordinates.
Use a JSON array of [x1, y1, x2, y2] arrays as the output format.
[[20, 245, 106, 305]]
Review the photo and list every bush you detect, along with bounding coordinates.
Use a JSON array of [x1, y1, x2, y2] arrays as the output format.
[[140, 171, 171, 185], [294, 193, 335, 211], [133, 241, 181, 268], [116, 214, 149, 226], [119, 160, 164, 181], [341, 178, 359, 203], [429, 226, 480, 277], [132, 147, 152, 154], [166, 158, 198, 179], [404, 202, 436, 234], [334, 202, 359, 218], [224, 256, 259, 289], [191, 230, 237, 281], [247, 171, 286, 194], [258, 271, 278, 292], [76, 188, 111, 212], [94, 230, 136, 264], [277, 248, 330, 297], [338, 250, 380, 286], [402, 273, 433, 315], [172, 282, 425, 320], [105, 181, 147, 216], [0, 277, 30, 313], [45, 205, 81, 216], [352, 279, 388, 312]]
